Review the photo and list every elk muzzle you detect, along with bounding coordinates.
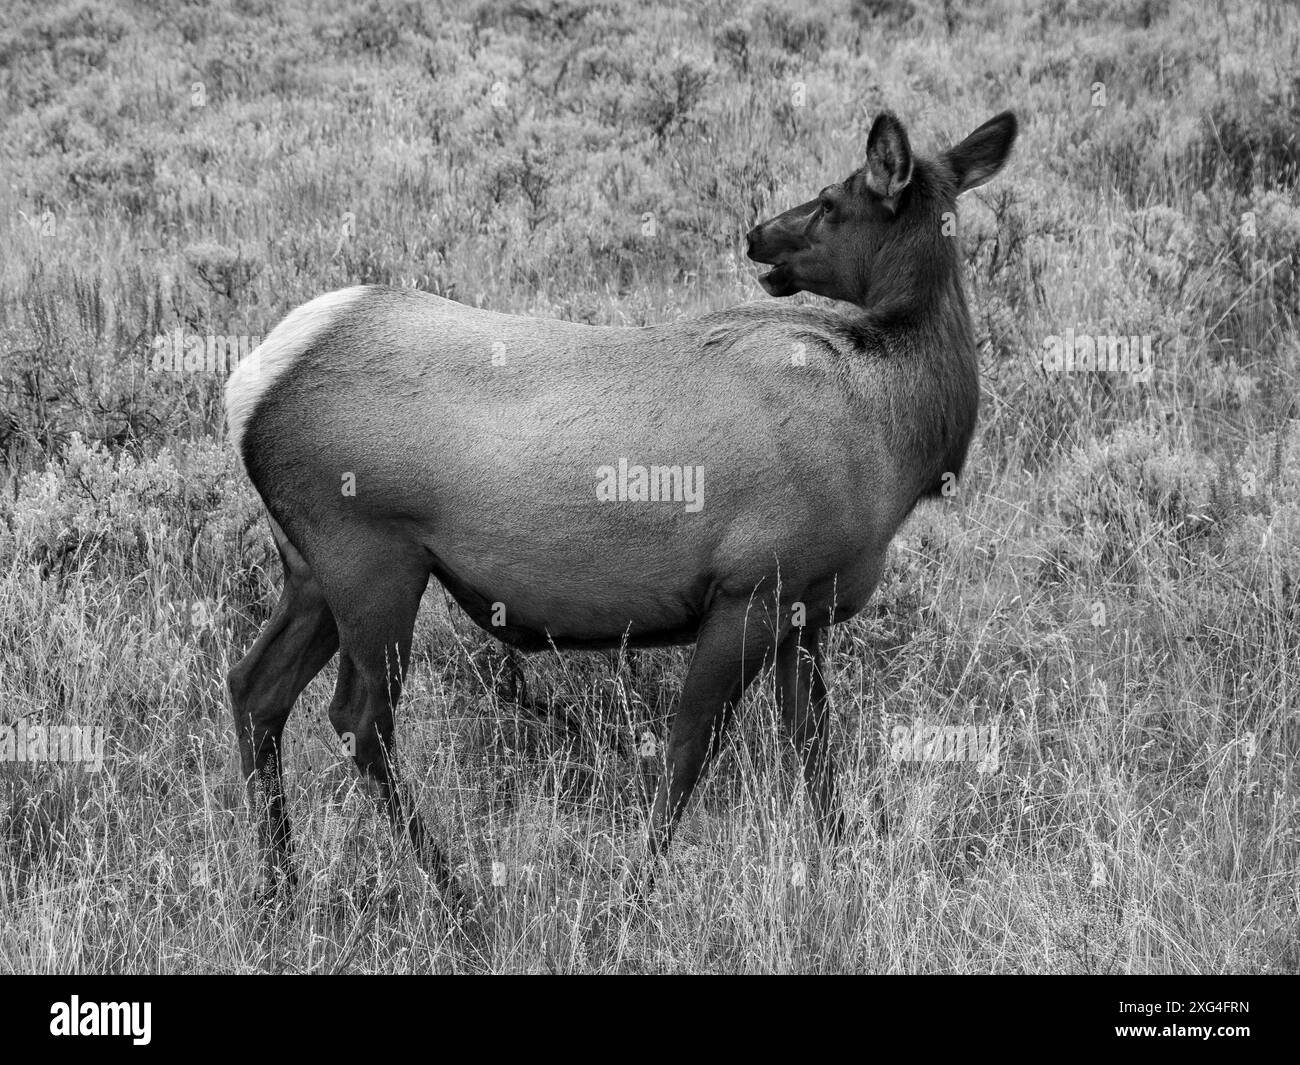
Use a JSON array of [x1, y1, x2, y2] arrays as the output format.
[[746, 201, 818, 298]]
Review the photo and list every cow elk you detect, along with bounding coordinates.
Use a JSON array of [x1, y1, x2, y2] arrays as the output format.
[[225, 109, 1018, 902]]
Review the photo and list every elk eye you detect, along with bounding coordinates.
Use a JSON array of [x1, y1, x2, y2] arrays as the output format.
[[818, 185, 844, 213]]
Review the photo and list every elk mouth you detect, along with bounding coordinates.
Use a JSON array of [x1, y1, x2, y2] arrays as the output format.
[[747, 232, 799, 297], [757, 264, 798, 297]]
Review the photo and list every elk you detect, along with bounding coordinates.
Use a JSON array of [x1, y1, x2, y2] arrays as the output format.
[[225, 110, 1018, 900]]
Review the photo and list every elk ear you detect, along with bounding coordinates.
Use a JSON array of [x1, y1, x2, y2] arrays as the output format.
[[945, 111, 1018, 194], [864, 112, 913, 204]]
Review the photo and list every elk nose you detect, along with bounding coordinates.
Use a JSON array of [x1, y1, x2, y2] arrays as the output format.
[[745, 224, 763, 259]]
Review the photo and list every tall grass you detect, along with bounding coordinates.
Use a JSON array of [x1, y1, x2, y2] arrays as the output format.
[[0, 0, 1297, 972]]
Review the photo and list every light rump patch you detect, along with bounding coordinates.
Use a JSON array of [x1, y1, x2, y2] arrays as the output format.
[[224, 286, 368, 455]]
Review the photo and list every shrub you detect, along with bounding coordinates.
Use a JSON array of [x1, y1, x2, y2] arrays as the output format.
[[1, 434, 270, 586]]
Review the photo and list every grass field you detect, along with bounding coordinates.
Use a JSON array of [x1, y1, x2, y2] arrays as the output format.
[[1, 0, 1298, 973]]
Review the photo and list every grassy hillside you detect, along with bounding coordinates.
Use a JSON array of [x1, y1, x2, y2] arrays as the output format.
[[1, 0, 1297, 972]]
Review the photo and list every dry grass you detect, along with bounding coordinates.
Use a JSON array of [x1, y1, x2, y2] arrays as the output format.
[[1, 0, 1298, 972]]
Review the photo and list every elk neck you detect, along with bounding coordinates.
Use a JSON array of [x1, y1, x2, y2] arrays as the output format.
[[840, 205, 981, 501]]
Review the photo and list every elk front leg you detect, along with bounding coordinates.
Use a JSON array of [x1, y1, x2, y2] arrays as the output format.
[[775, 624, 844, 841], [646, 597, 778, 861]]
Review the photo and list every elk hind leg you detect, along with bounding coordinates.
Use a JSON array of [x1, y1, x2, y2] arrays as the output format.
[[228, 528, 339, 895], [322, 553, 458, 900]]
